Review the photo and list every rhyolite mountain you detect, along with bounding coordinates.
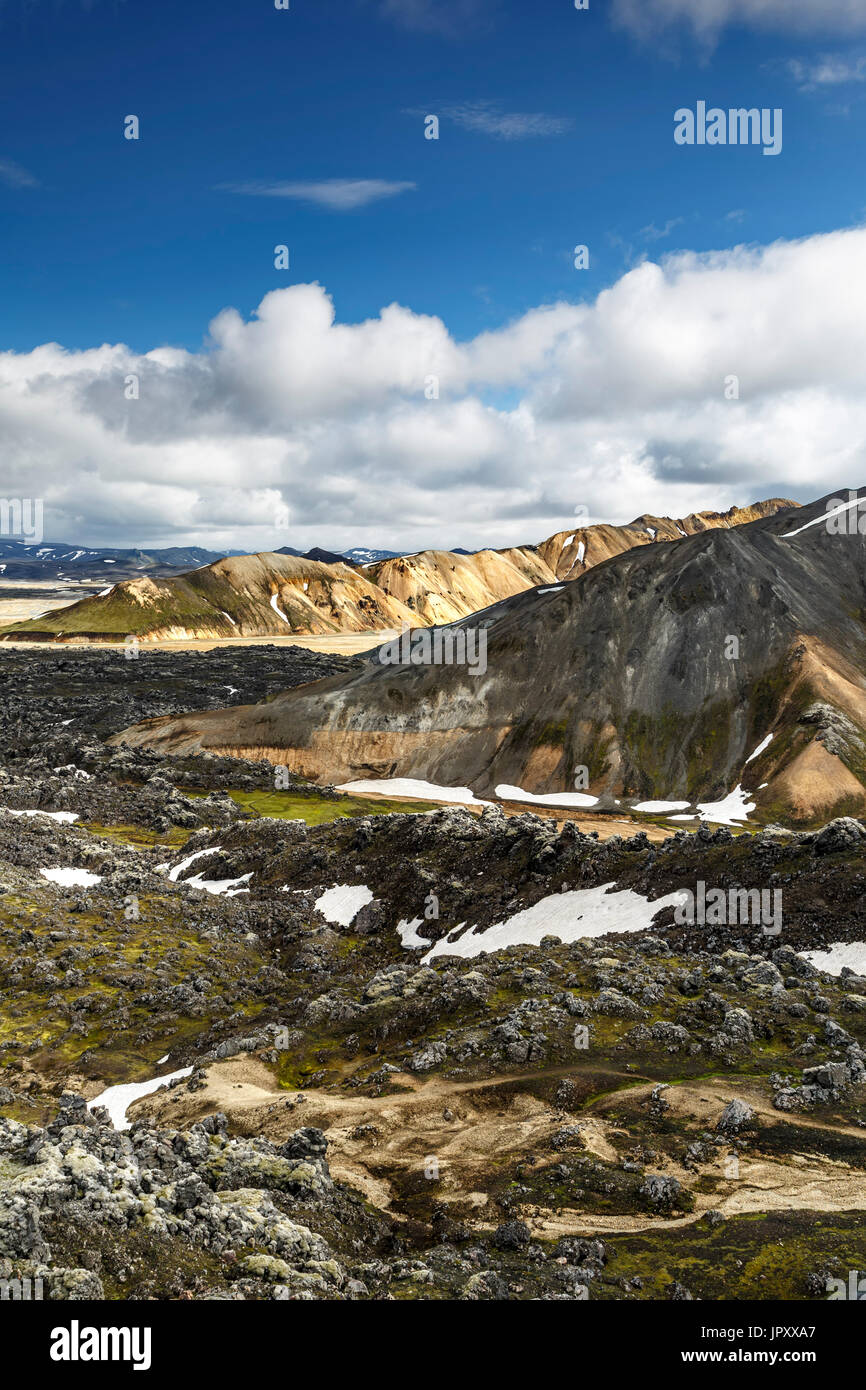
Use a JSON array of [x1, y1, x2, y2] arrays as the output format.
[[112, 491, 866, 826], [2, 498, 794, 642], [0, 552, 422, 641]]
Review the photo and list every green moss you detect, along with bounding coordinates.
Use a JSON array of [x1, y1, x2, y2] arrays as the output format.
[[599, 1211, 866, 1301], [534, 716, 570, 749], [0, 887, 268, 1077], [82, 821, 193, 849], [227, 789, 439, 824]]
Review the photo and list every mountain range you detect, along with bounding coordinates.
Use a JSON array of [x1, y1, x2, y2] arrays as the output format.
[[0, 499, 793, 643], [0, 541, 241, 583], [109, 491, 866, 827]]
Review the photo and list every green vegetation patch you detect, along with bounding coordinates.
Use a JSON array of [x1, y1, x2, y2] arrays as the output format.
[[228, 789, 440, 824]]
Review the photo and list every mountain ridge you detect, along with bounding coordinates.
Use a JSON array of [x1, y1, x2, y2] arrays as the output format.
[[110, 491, 866, 826], [1, 497, 797, 643]]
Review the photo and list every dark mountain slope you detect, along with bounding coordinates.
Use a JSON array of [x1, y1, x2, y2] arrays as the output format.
[[112, 491, 866, 824]]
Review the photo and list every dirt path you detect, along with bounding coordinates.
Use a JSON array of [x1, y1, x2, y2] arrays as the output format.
[[135, 1058, 866, 1236], [0, 627, 396, 654]]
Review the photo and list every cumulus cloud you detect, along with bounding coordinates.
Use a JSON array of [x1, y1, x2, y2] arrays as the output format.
[[2, 227, 866, 553], [612, 0, 866, 45], [218, 178, 416, 211]]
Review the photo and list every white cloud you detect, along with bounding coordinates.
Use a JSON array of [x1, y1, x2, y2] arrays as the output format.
[[219, 179, 416, 210], [2, 226, 866, 553], [613, 0, 866, 44], [639, 217, 685, 241], [786, 53, 866, 88], [0, 158, 38, 189], [442, 102, 572, 139]]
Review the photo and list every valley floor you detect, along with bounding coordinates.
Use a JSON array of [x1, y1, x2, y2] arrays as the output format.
[[0, 645, 864, 1302]]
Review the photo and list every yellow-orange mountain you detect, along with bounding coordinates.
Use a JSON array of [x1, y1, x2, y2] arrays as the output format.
[[0, 498, 797, 642]]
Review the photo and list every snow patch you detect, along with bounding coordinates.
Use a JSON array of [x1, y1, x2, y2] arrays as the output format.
[[2, 807, 79, 823], [40, 867, 102, 887], [338, 778, 491, 807], [696, 785, 755, 825], [163, 846, 250, 894], [632, 799, 690, 813], [314, 884, 374, 927], [270, 592, 290, 625], [398, 917, 431, 949], [496, 783, 598, 809], [418, 883, 689, 963], [89, 1066, 194, 1130], [167, 847, 221, 881], [801, 942, 866, 978], [782, 496, 863, 539], [186, 872, 252, 896], [745, 732, 773, 764]]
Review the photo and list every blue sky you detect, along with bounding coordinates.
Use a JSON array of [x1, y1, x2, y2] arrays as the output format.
[[2, 0, 866, 551], [2, 0, 863, 352]]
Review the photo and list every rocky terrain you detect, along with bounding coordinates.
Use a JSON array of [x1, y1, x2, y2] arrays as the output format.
[[2, 498, 794, 643], [0, 644, 865, 1301]]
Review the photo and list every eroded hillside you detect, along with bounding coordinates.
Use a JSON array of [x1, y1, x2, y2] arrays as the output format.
[[1, 498, 797, 643], [110, 493, 866, 827]]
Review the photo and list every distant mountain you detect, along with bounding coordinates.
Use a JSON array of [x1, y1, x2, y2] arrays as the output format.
[[341, 547, 402, 565], [274, 545, 348, 565], [0, 552, 419, 642], [113, 493, 866, 827], [0, 498, 797, 644], [0, 541, 241, 583]]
